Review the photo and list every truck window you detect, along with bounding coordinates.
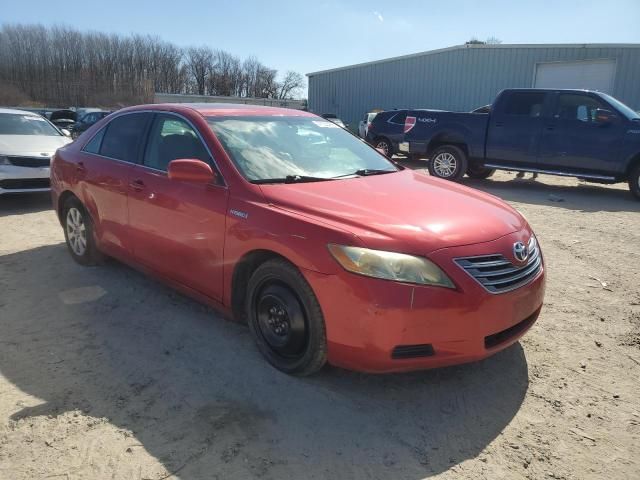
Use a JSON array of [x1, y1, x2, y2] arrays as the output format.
[[388, 112, 407, 125], [555, 94, 607, 123], [504, 92, 546, 117]]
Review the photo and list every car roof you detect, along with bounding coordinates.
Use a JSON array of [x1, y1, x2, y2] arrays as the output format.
[[0, 107, 43, 115], [119, 103, 316, 118]]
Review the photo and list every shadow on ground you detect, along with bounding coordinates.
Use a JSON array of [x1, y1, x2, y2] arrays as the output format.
[[0, 243, 529, 479], [0, 192, 53, 217], [396, 158, 640, 213]]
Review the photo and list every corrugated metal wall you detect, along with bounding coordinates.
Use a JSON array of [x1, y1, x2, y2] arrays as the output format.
[[308, 44, 640, 127]]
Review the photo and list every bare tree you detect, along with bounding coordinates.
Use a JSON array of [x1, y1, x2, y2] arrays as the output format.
[[278, 71, 305, 99]]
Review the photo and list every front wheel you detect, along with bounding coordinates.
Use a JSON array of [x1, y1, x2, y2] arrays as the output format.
[[62, 197, 103, 265], [246, 259, 327, 376], [428, 145, 468, 181], [629, 163, 640, 200]]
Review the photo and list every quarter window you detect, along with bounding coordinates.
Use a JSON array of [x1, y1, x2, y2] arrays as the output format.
[[99, 113, 151, 163], [504, 92, 546, 117], [388, 112, 407, 125], [143, 114, 210, 171], [83, 127, 105, 154]]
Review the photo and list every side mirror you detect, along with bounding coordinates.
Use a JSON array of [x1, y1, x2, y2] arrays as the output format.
[[595, 108, 616, 124], [61, 129, 71, 137], [168, 159, 216, 184]]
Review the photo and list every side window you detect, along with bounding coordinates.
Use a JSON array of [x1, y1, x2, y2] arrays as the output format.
[[143, 114, 210, 171], [82, 127, 106, 154], [504, 92, 546, 117], [555, 94, 606, 123], [388, 112, 407, 125], [99, 113, 151, 163]]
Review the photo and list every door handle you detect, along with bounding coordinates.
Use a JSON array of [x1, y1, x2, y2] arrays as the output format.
[[76, 161, 86, 173], [129, 179, 145, 191]]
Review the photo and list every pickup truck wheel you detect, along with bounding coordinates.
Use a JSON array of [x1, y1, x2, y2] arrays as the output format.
[[428, 146, 467, 181], [629, 164, 640, 200], [374, 138, 392, 157], [246, 259, 327, 376], [467, 165, 496, 179]]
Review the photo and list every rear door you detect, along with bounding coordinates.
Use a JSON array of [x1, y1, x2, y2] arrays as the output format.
[[127, 112, 228, 301], [486, 91, 550, 168], [78, 112, 152, 258], [538, 92, 625, 173]]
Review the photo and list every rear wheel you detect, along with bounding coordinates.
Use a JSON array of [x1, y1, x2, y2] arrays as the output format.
[[62, 197, 103, 265], [246, 259, 327, 375], [629, 163, 640, 200], [374, 137, 393, 157], [467, 164, 496, 179], [428, 145, 467, 181]]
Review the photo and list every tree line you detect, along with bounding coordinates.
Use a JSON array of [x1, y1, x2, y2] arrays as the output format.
[[0, 24, 305, 107]]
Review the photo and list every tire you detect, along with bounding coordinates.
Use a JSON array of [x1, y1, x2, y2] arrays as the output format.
[[374, 137, 393, 157], [246, 258, 327, 376], [466, 164, 496, 179], [428, 145, 468, 181], [629, 163, 640, 200], [62, 197, 103, 266]]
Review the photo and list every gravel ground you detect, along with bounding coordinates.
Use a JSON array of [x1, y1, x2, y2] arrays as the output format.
[[0, 169, 639, 480]]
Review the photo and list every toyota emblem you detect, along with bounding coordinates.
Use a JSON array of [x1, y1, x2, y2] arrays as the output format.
[[513, 241, 529, 263]]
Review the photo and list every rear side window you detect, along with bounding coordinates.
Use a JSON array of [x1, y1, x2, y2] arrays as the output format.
[[99, 113, 151, 163], [504, 92, 546, 117], [388, 112, 407, 125], [83, 127, 105, 154], [143, 114, 210, 171]]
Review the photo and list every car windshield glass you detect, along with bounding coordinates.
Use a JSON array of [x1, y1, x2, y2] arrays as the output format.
[[0, 113, 61, 136], [207, 116, 398, 182], [600, 93, 640, 120]]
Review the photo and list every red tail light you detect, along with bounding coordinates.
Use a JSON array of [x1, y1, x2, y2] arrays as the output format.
[[404, 116, 416, 133]]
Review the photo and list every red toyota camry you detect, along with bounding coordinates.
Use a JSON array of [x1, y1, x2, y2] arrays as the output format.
[[51, 104, 545, 375]]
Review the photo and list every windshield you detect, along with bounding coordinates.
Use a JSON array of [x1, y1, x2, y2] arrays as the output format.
[[207, 116, 398, 182], [0, 113, 62, 136], [600, 93, 640, 120]]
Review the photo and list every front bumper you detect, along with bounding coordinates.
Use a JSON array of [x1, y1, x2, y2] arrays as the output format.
[[0, 165, 51, 194], [303, 232, 546, 373]]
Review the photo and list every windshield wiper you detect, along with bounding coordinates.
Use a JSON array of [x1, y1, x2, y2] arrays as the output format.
[[250, 175, 333, 184], [332, 168, 398, 179]]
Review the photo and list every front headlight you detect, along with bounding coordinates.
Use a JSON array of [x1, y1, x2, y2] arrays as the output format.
[[328, 244, 455, 288], [0, 156, 10, 165]]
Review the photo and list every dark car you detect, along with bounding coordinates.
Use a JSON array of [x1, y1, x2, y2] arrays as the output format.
[[49, 109, 77, 131], [71, 110, 111, 138], [365, 110, 409, 157], [398, 89, 640, 199]]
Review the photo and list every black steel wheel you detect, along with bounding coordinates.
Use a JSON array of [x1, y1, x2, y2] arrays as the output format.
[[246, 259, 327, 375]]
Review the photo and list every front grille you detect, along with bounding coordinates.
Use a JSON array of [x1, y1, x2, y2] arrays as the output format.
[[0, 178, 50, 190], [455, 237, 542, 294], [391, 344, 435, 359], [7, 156, 51, 168]]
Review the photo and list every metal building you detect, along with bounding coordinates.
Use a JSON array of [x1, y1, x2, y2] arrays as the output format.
[[307, 43, 640, 127]]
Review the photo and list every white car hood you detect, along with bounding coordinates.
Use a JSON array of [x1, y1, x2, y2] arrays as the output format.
[[0, 135, 71, 156]]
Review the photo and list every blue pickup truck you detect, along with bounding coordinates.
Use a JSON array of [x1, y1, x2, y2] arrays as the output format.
[[398, 89, 640, 199]]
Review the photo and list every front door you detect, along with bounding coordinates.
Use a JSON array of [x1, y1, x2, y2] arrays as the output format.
[[538, 92, 624, 173], [127, 113, 228, 301]]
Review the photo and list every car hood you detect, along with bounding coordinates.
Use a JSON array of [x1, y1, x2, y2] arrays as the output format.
[[259, 169, 527, 254], [0, 135, 71, 156]]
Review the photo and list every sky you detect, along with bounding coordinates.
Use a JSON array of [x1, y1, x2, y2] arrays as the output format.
[[3, 0, 639, 95]]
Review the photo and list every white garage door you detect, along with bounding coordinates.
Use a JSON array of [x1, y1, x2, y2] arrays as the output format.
[[534, 59, 616, 93]]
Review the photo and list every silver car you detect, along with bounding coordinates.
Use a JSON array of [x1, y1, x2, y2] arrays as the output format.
[[0, 108, 72, 194]]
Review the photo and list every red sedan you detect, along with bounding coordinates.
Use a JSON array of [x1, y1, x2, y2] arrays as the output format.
[[51, 104, 545, 375]]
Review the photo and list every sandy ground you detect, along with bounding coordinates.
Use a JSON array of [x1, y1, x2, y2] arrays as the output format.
[[0, 169, 639, 480]]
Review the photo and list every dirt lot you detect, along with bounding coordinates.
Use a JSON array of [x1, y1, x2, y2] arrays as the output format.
[[1, 169, 639, 480]]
